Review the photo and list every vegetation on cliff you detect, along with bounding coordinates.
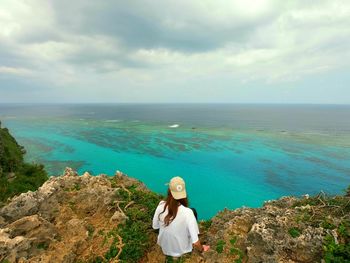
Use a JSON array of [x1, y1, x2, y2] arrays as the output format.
[[93, 176, 162, 262], [293, 193, 350, 262], [0, 121, 47, 204]]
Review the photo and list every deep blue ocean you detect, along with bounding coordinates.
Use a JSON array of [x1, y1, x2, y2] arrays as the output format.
[[1, 104, 349, 219]]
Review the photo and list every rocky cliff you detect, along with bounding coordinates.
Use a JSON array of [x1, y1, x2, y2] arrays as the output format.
[[0, 168, 349, 263]]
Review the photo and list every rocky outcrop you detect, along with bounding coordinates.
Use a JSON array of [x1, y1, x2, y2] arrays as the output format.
[[0, 168, 148, 263], [190, 195, 349, 263], [0, 168, 349, 263]]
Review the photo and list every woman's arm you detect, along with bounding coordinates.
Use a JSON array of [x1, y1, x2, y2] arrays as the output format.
[[193, 240, 203, 252], [152, 201, 164, 229], [188, 209, 210, 252], [152, 202, 163, 229]]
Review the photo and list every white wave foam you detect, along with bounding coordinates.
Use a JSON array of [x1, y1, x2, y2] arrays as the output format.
[[3, 116, 17, 119], [169, 124, 180, 128]]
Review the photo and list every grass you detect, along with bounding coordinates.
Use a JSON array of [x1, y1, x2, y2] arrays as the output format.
[[229, 236, 244, 263], [288, 227, 301, 238], [215, 235, 243, 262], [216, 239, 225, 253]]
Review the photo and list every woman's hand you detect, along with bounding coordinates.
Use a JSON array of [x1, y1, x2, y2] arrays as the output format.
[[202, 245, 210, 252], [193, 241, 210, 252]]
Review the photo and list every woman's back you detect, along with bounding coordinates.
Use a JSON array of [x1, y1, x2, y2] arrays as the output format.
[[152, 201, 199, 257]]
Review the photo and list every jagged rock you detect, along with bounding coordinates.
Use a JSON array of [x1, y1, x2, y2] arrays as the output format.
[[110, 210, 127, 224], [0, 228, 31, 262], [63, 167, 78, 177], [0, 215, 58, 262], [9, 215, 57, 238], [115, 170, 124, 179], [37, 177, 61, 197], [0, 191, 40, 222], [82, 171, 91, 177], [193, 195, 336, 263], [0, 168, 154, 262]]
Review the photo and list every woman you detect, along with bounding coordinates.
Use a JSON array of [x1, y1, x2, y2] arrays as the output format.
[[152, 176, 209, 260]]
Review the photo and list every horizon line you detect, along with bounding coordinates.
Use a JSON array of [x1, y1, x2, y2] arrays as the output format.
[[0, 102, 350, 106]]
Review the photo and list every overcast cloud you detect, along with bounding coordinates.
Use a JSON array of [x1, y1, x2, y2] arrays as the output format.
[[0, 0, 349, 103]]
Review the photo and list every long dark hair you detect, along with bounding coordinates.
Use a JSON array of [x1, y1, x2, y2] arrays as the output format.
[[159, 189, 189, 226]]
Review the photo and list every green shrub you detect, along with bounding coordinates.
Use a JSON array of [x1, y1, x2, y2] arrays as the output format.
[[201, 219, 212, 230], [230, 236, 237, 245], [102, 184, 161, 262], [229, 236, 243, 262], [0, 126, 24, 173], [36, 242, 49, 250], [0, 163, 47, 203], [216, 239, 225, 253], [288, 227, 301, 238], [321, 220, 336, 230], [0, 125, 48, 204], [323, 221, 350, 262], [323, 234, 350, 262]]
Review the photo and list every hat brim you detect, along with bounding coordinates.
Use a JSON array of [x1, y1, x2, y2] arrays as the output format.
[[170, 189, 187, 200]]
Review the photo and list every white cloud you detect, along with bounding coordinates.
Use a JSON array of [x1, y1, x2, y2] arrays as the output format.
[[0, 0, 349, 102], [0, 0, 54, 40], [0, 66, 31, 75]]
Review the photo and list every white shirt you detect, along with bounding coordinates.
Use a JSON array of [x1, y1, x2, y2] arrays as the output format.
[[152, 201, 200, 257]]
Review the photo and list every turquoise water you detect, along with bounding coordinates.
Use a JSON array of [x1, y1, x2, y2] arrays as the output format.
[[1, 104, 350, 219]]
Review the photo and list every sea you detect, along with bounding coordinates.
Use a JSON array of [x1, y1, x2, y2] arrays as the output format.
[[1, 103, 349, 219]]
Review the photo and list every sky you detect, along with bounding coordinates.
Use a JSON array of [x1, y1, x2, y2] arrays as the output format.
[[0, 0, 349, 104]]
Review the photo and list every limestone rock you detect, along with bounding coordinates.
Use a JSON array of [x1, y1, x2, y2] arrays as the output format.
[[110, 210, 127, 224], [63, 167, 78, 177], [0, 191, 39, 222], [0, 168, 154, 262]]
